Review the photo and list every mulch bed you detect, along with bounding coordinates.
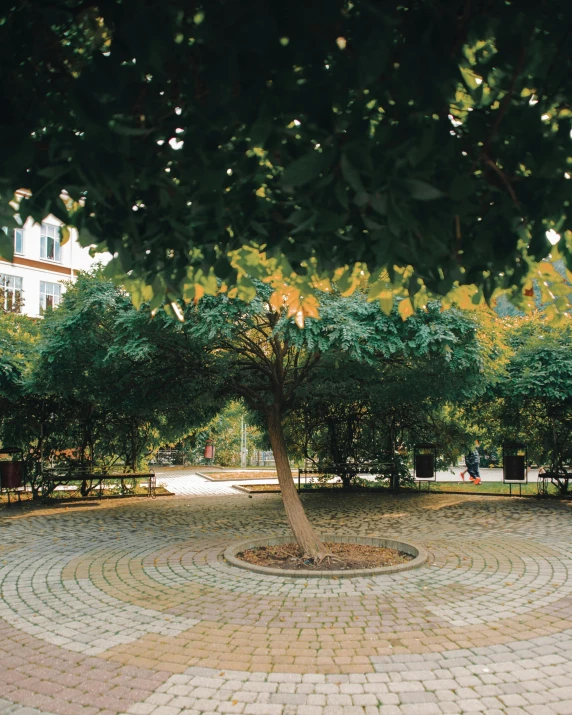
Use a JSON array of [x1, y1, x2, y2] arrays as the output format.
[[205, 471, 278, 481], [236, 541, 413, 571]]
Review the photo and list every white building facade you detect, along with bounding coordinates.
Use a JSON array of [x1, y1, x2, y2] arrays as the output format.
[[1, 216, 98, 318]]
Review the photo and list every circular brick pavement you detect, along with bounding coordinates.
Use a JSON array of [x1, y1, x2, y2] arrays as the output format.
[[1, 491, 572, 714]]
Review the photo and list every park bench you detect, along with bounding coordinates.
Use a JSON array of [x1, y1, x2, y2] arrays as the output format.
[[298, 460, 400, 492], [537, 468, 572, 497], [41, 467, 156, 501]]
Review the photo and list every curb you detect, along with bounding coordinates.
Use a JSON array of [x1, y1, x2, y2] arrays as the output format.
[[232, 485, 280, 494], [197, 471, 278, 483], [224, 534, 427, 579]]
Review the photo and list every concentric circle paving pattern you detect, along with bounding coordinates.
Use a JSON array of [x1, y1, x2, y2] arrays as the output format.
[[1, 492, 572, 714]]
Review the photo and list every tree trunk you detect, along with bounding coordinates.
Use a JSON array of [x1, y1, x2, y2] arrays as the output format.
[[266, 405, 330, 562], [552, 416, 558, 471]]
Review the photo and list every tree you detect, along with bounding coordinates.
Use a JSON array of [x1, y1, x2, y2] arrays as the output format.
[[285, 305, 487, 486], [0, 270, 221, 495], [185, 285, 485, 559], [2, 2, 572, 315], [0, 311, 39, 407], [499, 315, 572, 476], [0, 311, 59, 497], [178, 400, 265, 467], [38, 271, 221, 466]]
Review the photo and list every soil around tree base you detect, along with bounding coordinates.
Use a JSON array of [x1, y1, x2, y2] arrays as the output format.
[[236, 541, 413, 571]]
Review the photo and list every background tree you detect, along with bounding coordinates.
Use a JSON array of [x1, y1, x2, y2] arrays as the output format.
[[0, 310, 65, 497], [285, 304, 487, 486], [185, 400, 265, 467], [0, 311, 39, 407], [0, 271, 221, 496], [37, 272, 220, 468], [498, 316, 572, 475], [2, 1, 572, 317]]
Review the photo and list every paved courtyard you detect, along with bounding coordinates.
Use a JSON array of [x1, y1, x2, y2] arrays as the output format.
[[0, 491, 572, 715]]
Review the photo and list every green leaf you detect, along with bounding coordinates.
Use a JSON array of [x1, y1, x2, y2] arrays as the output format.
[[213, 255, 236, 280], [354, 191, 370, 207], [281, 149, 336, 186], [404, 180, 444, 201], [250, 220, 268, 236], [249, 118, 273, 148], [371, 193, 387, 215], [292, 213, 317, 234], [363, 216, 383, 230], [340, 154, 365, 193], [335, 181, 349, 210], [108, 120, 152, 136], [78, 226, 99, 248], [379, 294, 394, 315], [236, 275, 257, 301]]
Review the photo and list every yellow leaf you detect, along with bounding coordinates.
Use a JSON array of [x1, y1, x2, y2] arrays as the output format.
[[60, 225, 71, 246], [194, 284, 205, 302], [459, 66, 480, 89], [269, 290, 284, 311], [300, 294, 320, 319], [450, 284, 479, 310], [398, 298, 414, 320], [537, 262, 561, 279]]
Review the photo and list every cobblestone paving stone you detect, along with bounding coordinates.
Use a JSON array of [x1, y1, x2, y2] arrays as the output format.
[[1, 491, 572, 714]]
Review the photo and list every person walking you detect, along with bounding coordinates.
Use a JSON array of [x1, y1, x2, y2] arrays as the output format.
[[460, 440, 482, 484]]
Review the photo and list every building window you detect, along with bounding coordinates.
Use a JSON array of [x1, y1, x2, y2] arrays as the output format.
[[0, 273, 23, 313], [14, 228, 23, 255], [40, 223, 61, 262], [40, 281, 61, 313], [1, 227, 24, 255]]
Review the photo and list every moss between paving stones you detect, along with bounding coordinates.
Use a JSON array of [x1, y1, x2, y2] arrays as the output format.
[[224, 533, 427, 578]]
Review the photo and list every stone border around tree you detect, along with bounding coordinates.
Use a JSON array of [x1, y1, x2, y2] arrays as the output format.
[[223, 534, 428, 578]]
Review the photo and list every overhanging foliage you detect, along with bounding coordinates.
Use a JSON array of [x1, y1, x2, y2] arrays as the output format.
[[2, 1, 572, 318]]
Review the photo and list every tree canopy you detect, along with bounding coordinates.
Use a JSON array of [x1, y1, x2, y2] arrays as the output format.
[[2, 1, 572, 318]]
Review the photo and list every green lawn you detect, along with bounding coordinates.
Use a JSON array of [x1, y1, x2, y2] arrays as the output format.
[[299, 480, 564, 497], [423, 482, 541, 496]]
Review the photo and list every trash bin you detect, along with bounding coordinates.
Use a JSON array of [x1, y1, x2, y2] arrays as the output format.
[[502, 442, 527, 484], [204, 439, 215, 461], [414, 443, 436, 481], [0, 448, 24, 490]]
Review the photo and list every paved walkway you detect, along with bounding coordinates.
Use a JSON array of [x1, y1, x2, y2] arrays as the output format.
[[0, 491, 571, 714], [156, 470, 241, 497], [156, 468, 543, 499]]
